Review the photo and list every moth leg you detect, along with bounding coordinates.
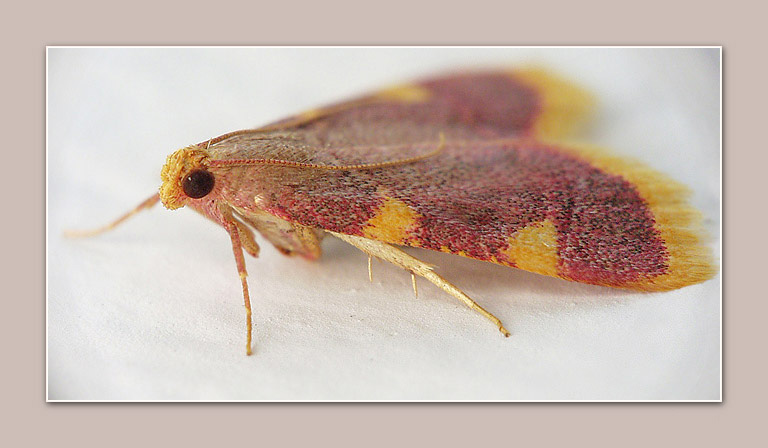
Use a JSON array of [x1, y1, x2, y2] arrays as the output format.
[[411, 273, 418, 298], [331, 232, 511, 337], [368, 255, 373, 282], [222, 208, 254, 356], [64, 193, 160, 238], [232, 219, 260, 258]]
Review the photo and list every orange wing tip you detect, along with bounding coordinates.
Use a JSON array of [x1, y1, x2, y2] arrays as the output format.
[[159, 146, 209, 210], [511, 67, 595, 139], [563, 143, 718, 291]]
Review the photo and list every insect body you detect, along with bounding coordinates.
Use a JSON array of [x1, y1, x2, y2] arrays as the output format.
[[69, 69, 716, 355]]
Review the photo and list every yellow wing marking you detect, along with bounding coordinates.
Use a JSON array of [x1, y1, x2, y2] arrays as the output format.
[[362, 197, 421, 244], [299, 108, 324, 120], [501, 220, 560, 277], [374, 84, 432, 103]]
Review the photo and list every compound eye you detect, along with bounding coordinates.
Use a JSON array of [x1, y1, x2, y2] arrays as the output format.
[[182, 169, 215, 199]]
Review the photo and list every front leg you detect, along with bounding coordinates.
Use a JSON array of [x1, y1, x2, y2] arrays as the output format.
[[221, 207, 254, 355]]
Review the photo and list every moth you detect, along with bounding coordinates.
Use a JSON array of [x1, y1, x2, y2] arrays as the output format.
[[68, 68, 716, 355]]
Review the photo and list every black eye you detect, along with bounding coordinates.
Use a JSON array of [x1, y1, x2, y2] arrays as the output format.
[[182, 169, 215, 199]]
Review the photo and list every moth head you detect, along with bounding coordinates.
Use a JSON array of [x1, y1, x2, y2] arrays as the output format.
[[160, 146, 214, 209]]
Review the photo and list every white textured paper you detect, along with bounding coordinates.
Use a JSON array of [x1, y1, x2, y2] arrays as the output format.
[[47, 48, 720, 400]]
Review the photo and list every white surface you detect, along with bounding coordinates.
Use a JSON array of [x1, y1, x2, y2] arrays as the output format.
[[47, 48, 721, 400]]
